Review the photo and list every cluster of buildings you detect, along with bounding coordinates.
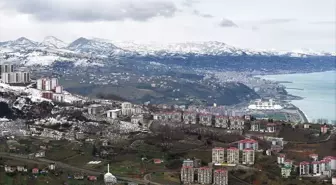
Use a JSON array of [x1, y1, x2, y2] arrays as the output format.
[[37, 77, 65, 102], [87, 102, 143, 119], [4, 163, 56, 174], [212, 146, 256, 166], [250, 121, 279, 133], [154, 111, 246, 130], [0, 64, 30, 84], [277, 153, 336, 178], [181, 159, 228, 185], [181, 140, 259, 185]]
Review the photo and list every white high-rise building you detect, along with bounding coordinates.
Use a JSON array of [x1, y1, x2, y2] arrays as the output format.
[[212, 147, 225, 164]]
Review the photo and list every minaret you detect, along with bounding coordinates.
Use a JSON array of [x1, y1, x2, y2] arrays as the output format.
[[107, 164, 109, 173]]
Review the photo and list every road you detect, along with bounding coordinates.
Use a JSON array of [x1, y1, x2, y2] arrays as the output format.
[[0, 152, 148, 184]]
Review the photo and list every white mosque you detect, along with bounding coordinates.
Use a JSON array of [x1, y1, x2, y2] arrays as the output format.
[[104, 164, 117, 185]]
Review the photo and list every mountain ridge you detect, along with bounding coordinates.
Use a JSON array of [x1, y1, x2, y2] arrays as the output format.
[[0, 36, 334, 57]]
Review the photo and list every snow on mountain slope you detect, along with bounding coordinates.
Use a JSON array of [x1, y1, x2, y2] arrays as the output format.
[[0, 37, 38, 49], [40, 36, 68, 49], [67, 37, 125, 56]]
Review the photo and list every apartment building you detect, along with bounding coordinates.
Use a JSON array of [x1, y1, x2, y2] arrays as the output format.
[[198, 167, 212, 184], [213, 169, 228, 185], [227, 147, 239, 164], [242, 148, 255, 165], [229, 117, 244, 130], [238, 139, 258, 151], [183, 112, 198, 124], [214, 116, 229, 128], [181, 166, 194, 184], [212, 147, 225, 164], [299, 161, 310, 176], [199, 113, 213, 127], [1, 72, 30, 84]]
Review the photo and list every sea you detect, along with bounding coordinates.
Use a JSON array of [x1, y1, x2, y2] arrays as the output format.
[[259, 70, 336, 124]]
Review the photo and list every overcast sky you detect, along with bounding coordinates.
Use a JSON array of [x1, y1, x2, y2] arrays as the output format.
[[0, 0, 335, 52]]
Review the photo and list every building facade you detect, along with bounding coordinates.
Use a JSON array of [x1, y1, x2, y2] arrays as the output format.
[[242, 148, 255, 165], [238, 139, 258, 151], [213, 169, 228, 185], [1, 72, 30, 84], [181, 166, 194, 184], [198, 167, 212, 184], [299, 161, 310, 176], [183, 112, 198, 124], [212, 147, 225, 164], [199, 113, 213, 127], [214, 116, 229, 128], [229, 117, 244, 130], [227, 147, 239, 164]]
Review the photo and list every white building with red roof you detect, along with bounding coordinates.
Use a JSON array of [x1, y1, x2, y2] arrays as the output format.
[[227, 147, 239, 164], [242, 148, 255, 165], [238, 139, 258, 151], [198, 166, 212, 184], [213, 169, 228, 185], [212, 147, 225, 164], [181, 166, 194, 184]]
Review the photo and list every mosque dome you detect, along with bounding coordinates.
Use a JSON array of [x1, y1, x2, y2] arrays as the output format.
[[104, 164, 117, 185]]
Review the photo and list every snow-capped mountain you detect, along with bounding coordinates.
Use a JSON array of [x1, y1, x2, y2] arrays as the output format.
[[40, 36, 68, 49], [0, 37, 38, 50], [0, 36, 335, 67], [67, 37, 126, 56], [112, 40, 335, 57]]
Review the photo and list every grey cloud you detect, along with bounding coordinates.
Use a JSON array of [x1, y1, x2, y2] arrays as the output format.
[[259, 19, 296, 24], [193, 10, 213, 18], [219, 18, 238, 28], [0, 0, 177, 22]]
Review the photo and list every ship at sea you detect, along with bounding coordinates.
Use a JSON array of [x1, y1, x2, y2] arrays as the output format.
[[248, 99, 283, 110]]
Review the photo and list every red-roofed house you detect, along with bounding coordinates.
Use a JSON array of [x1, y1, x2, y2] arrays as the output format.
[[88, 176, 97, 181], [32, 168, 39, 174]]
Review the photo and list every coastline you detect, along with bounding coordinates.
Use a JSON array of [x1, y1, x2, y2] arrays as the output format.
[[256, 70, 336, 124], [294, 105, 309, 123]]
